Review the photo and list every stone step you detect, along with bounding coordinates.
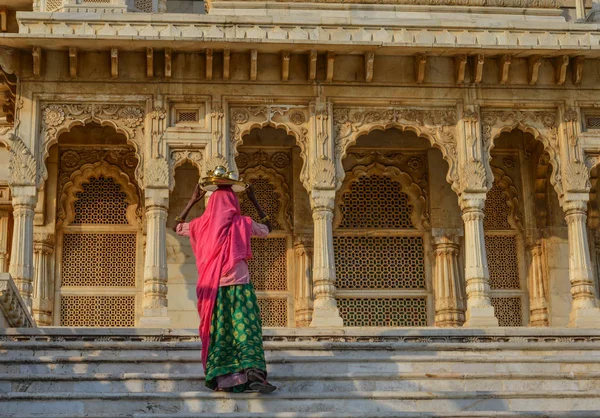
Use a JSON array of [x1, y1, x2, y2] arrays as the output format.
[[2, 372, 598, 394], [1, 390, 599, 416]]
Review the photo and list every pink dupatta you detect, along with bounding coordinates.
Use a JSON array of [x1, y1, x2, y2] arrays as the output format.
[[188, 187, 253, 368]]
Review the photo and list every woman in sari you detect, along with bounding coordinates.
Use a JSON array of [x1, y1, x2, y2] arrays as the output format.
[[172, 169, 276, 394]]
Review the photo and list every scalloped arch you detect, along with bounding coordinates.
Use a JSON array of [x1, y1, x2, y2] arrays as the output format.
[[489, 166, 524, 232], [58, 160, 140, 228], [240, 164, 292, 231], [334, 162, 429, 231]]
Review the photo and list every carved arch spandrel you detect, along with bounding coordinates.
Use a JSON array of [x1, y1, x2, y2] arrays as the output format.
[[332, 107, 458, 193], [40, 103, 145, 186], [169, 149, 204, 191], [240, 165, 292, 232], [334, 162, 429, 231], [489, 166, 524, 232], [481, 110, 561, 197], [58, 161, 141, 229], [229, 105, 309, 190]]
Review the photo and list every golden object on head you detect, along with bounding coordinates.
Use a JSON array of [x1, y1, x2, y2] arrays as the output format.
[[200, 166, 247, 192]]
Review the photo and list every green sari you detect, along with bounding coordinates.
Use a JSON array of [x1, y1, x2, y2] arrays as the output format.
[[204, 283, 267, 392]]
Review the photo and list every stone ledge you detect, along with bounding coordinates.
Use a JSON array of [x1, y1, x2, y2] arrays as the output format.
[[0, 273, 35, 328]]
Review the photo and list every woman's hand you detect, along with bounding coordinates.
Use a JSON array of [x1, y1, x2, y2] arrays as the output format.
[[191, 184, 206, 204]]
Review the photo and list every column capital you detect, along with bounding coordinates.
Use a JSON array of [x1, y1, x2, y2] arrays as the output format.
[[144, 187, 170, 210], [459, 192, 486, 212], [562, 196, 588, 217], [310, 189, 335, 213]]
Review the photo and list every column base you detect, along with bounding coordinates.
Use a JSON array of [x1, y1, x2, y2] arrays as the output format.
[[139, 307, 172, 328], [568, 308, 600, 328], [463, 306, 499, 327], [310, 307, 344, 327]]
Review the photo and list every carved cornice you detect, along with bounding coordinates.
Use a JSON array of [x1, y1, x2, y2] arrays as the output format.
[[333, 106, 457, 191], [230, 104, 309, 188], [0, 273, 35, 328], [40, 103, 145, 186], [481, 109, 561, 196], [334, 161, 429, 230]]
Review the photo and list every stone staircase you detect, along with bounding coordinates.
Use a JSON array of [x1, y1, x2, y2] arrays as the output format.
[[1, 328, 600, 417]]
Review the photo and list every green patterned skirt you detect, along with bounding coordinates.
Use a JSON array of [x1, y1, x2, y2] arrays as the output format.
[[204, 283, 267, 392]]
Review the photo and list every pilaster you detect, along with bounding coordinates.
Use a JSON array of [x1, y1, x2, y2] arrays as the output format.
[[563, 198, 600, 327], [32, 232, 54, 326], [432, 234, 465, 327], [140, 187, 171, 327], [527, 241, 549, 327], [0, 207, 10, 273], [294, 235, 314, 327], [309, 189, 343, 327]]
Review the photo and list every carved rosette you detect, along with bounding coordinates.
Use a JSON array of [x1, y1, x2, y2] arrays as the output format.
[[40, 103, 145, 186], [229, 105, 309, 186], [333, 107, 458, 191], [481, 109, 561, 195]]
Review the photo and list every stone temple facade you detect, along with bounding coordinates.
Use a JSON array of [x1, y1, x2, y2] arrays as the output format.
[[2, 0, 600, 333]]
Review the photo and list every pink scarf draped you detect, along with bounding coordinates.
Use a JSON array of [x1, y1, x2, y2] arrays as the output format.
[[188, 187, 253, 368]]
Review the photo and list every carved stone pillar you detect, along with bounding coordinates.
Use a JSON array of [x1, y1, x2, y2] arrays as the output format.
[[309, 189, 343, 327], [460, 195, 498, 327], [9, 190, 36, 311], [32, 233, 54, 326], [0, 208, 10, 273], [140, 187, 171, 327], [527, 241, 549, 327], [433, 235, 465, 327], [564, 199, 600, 327], [294, 235, 314, 327]]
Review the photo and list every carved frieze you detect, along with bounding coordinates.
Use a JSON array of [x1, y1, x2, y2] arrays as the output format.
[[333, 106, 457, 190], [40, 103, 145, 186]]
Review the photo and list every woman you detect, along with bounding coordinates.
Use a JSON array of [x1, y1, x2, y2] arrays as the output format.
[[173, 176, 276, 394]]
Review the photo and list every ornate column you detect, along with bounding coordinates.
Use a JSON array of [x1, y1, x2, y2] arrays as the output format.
[[432, 235, 465, 327], [140, 165, 171, 327], [294, 235, 314, 327], [9, 192, 36, 311], [527, 241, 549, 326], [32, 232, 54, 326], [564, 199, 600, 327], [0, 207, 10, 273], [460, 195, 498, 326], [309, 189, 343, 326]]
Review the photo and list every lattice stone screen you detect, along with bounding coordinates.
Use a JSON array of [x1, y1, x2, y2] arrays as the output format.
[[339, 175, 413, 229], [334, 236, 425, 290], [60, 173, 138, 327], [73, 176, 128, 225], [334, 167, 428, 327], [249, 237, 288, 291], [257, 298, 288, 327], [338, 297, 427, 327], [62, 233, 136, 287], [134, 0, 154, 12], [491, 297, 523, 327], [485, 235, 520, 289], [45, 0, 63, 11], [60, 295, 135, 327], [485, 176, 524, 326], [240, 177, 282, 230]]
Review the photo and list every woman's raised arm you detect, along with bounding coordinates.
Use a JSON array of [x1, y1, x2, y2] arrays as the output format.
[[172, 184, 206, 232], [246, 184, 273, 232]]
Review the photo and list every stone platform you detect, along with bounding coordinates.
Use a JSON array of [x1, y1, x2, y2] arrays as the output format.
[[1, 327, 600, 417]]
